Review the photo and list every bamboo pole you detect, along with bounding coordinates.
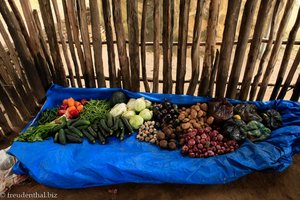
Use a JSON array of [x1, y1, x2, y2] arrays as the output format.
[[239, 0, 274, 100], [271, 6, 300, 100], [52, 0, 76, 87], [102, 0, 117, 88], [226, 0, 258, 98], [62, 0, 82, 87], [0, 0, 45, 102], [198, 0, 220, 96], [187, 0, 205, 95], [277, 47, 300, 99], [38, 0, 67, 86], [291, 73, 300, 101], [127, 0, 140, 92], [162, 0, 174, 94], [215, 0, 242, 98], [77, 0, 95, 88], [141, 0, 150, 92], [176, 0, 191, 94], [249, 0, 280, 100], [152, 0, 160, 93], [66, 0, 87, 87], [257, 0, 295, 101], [112, 0, 131, 89], [89, 0, 105, 88]]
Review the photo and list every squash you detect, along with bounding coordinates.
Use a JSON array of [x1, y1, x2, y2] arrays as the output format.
[[109, 91, 127, 107]]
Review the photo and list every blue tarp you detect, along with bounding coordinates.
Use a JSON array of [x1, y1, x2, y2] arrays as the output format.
[[8, 84, 300, 188]]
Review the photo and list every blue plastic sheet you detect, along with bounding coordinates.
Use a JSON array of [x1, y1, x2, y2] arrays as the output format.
[[8, 84, 300, 188]]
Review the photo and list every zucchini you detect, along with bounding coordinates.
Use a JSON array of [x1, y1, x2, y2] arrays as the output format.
[[91, 123, 98, 132], [66, 134, 83, 143], [67, 118, 80, 127], [98, 125, 109, 137], [51, 123, 66, 134], [71, 120, 90, 128], [76, 125, 89, 130], [58, 129, 66, 144], [87, 126, 98, 138], [106, 113, 113, 128], [82, 129, 96, 143], [97, 130, 106, 144], [118, 120, 125, 140], [116, 129, 120, 138], [54, 132, 59, 143], [111, 116, 120, 131], [68, 126, 83, 137], [64, 129, 81, 139], [100, 119, 113, 135], [121, 117, 134, 134]]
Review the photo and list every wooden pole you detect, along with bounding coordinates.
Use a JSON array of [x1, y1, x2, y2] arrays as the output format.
[[198, 0, 220, 96], [52, 0, 76, 87], [226, 0, 258, 98], [62, 0, 82, 87], [257, 0, 295, 101], [77, 0, 96, 88], [187, 0, 205, 95], [175, 0, 191, 94], [0, 107, 13, 134], [0, 0, 45, 102], [89, 0, 106, 88], [249, 0, 280, 100], [208, 49, 220, 96], [277, 47, 300, 99], [239, 0, 274, 100], [127, 0, 140, 92], [271, 6, 300, 100], [141, 0, 150, 92], [152, 0, 160, 93], [162, 0, 174, 94], [102, 0, 117, 88], [215, 0, 242, 98], [112, 0, 131, 89], [291, 73, 300, 101]]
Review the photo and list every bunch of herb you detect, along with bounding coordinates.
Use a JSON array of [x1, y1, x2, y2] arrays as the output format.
[[80, 100, 110, 124], [37, 107, 59, 125]]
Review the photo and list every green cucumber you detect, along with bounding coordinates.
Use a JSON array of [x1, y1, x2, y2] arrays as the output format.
[[66, 134, 82, 143], [76, 125, 89, 130], [97, 130, 106, 144], [64, 129, 81, 139], [91, 123, 98, 132], [82, 129, 96, 143], [67, 118, 80, 127], [121, 116, 134, 134], [58, 129, 66, 144], [72, 120, 90, 127], [87, 126, 98, 138], [111, 116, 120, 131], [118, 120, 125, 140], [54, 132, 59, 143], [106, 113, 113, 128], [68, 126, 83, 137], [100, 119, 113, 135], [98, 125, 109, 137]]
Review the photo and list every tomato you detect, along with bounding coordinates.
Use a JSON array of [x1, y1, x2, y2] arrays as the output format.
[[58, 109, 66, 116], [80, 99, 88, 105], [67, 98, 75, 107]]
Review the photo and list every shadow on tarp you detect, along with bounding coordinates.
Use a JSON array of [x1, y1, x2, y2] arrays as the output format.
[[8, 84, 300, 188]]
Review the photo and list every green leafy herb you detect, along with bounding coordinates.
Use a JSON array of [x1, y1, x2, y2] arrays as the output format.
[[37, 107, 59, 125], [80, 100, 110, 124]]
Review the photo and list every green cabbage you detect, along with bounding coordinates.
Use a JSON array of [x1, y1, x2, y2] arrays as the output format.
[[129, 115, 144, 129], [122, 110, 136, 119], [109, 103, 127, 117], [134, 98, 146, 112], [139, 109, 153, 121], [127, 98, 136, 111]]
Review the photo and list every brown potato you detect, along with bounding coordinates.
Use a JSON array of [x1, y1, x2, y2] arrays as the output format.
[[194, 105, 201, 111], [200, 103, 208, 111], [181, 122, 191, 130], [183, 118, 190, 123], [186, 108, 191, 114], [193, 122, 201, 129], [178, 113, 186, 121], [197, 110, 204, 118], [190, 109, 198, 119], [190, 119, 196, 124], [159, 140, 168, 149], [207, 116, 214, 125]]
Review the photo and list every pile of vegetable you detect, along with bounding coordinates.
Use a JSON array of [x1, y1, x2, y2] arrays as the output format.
[[16, 90, 283, 159]]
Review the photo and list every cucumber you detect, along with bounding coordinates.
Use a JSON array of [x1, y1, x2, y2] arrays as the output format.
[[97, 130, 106, 144], [58, 129, 66, 144], [67, 118, 80, 127], [66, 134, 83, 143], [68, 126, 83, 137], [54, 132, 59, 143], [76, 125, 89, 130], [121, 117, 134, 134], [100, 119, 113, 135], [118, 120, 125, 140], [71, 120, 90, 128], [91, 123, 98, 132], [111, 116, 120, 131], [51, 123, 66, 134], [87, 126, 98, 138], [106, 113, 113, 128], [116, 129, 120, 138], [82, 129, 96, 143], [98, 125, 109, 137], [64, 129, 81, 139]]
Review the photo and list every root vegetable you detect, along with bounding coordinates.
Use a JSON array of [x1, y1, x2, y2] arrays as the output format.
[[159, 140, 168, 149], [181, 122, 191, 130]]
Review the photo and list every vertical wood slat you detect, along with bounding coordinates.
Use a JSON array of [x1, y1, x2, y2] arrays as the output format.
[[208, 49, 220, 96], [187, 0, 205, 95], [271, 6, 300, 100], [291, 73, 300, 101], [0, 0, 45, 102], [257, 0, 295, 101], [38, 0, 67, 87], [226, 0, 258, 98], [141, 0, 150, 92], [102, 0, 117, 88], [77, 0, 95, 88], [89, 0, 106, 88], [198, 0, 220, 96], [249, 0, 280, 100], [66, 0, 86, 87], [176, 0, 191, 94], [0, 107, 13, 134], [239, 0, 274, 100], [62, 0, 82, 87], [163, 0, 174, 94], [52, 0, 75, 87], [152, 0, 160, 93], [215, 0, 242, 98], [277, 47, 300, 99], [112, 0, 131, 89], [127, 0, 140, 92]]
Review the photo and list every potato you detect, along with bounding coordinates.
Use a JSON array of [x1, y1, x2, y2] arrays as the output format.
[[202, 111, 207, 117], [159, 140, 168, 149], [197, 110, 204, 118], [194, 105, 201, 111], [176, 126, 182, 132], [156, 131, 165, 140], [178, 113, 186, 121], [170, 133, 176, 139], [186, 108, 191, 114], [181, 122, 191, 130], [183, 118, 190, 123], [190, 109, 198, 119], [200, 103, 208, 111], [207, 116, 214, 125], [190, 119, 196, 124], [168, 142, 177, 150], [193, 122, 201, 129]]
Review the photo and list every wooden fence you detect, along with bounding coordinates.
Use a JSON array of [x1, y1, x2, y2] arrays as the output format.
[[0, 0, 299, 135]]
